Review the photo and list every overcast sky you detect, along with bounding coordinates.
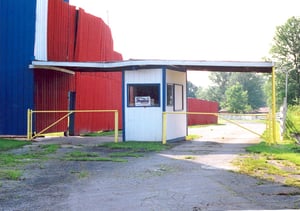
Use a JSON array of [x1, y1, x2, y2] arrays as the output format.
[[69, 0, 299, 86]]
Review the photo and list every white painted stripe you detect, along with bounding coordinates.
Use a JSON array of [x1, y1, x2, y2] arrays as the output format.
[[34, 0, 48, 61]]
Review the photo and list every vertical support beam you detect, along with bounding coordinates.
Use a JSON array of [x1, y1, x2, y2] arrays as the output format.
[[27, 109, 32, 140], [114, 110, 119, 143], [162, 112, 167, 144], [272, 66, 277, 143]]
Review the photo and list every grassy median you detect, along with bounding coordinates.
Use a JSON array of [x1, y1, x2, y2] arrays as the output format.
[[234, 140, 300, 187]]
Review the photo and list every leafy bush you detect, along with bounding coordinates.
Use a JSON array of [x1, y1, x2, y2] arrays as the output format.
[[285, 106, 300, 142]]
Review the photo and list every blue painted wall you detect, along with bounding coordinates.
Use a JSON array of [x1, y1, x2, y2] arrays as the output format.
[[0, 1, 36, 135]]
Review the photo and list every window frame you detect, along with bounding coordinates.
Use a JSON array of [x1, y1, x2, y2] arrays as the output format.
[[167, 83, 184, 111], [127, 83, 161, 107], [167, 84, 174, 107], [174, 84, 184, 111]]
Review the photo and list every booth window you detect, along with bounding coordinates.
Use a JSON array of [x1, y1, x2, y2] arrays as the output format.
[[167, 84, 173, 106], [128, 84, 160, 107], [167, 84, 184, 111], [174, 84, 184, 111]]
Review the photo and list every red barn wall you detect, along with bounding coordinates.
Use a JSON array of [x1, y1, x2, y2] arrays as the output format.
[[34, 0, 122, 135], [34, 69, 75, 132], [47, 0, 76, 61], [73, 8, 122, 134], [187, 98, 218, 125], [34, 0, 76, 133]]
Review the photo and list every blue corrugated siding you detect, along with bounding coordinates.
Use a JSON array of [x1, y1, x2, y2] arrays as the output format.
[[0, 0, 36, 135]]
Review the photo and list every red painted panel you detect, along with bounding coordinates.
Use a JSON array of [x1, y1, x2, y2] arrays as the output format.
[[36, 0, 123, 135], [74, 72, 122, 134], [187, 98, 218, 125], [34, 69, 75, 133], [72, 8, 123, 134], [48, 0, 76, 61], [74, 9, 112, 61]]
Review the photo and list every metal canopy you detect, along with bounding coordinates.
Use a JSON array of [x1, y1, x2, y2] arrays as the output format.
[[30, 59, 273, 73], [30, 59, 277, 143]]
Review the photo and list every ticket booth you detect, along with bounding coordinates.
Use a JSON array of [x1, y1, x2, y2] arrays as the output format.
[[30, 60, 274, 143], [123, 67, 187, 142]]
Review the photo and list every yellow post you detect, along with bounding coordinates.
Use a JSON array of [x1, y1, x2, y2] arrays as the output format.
[[27, 109, 32, 140], [267, 112, 272, 144], [114, 110, 119, 143], [272, 66, 277, 144], [162, 112, 167, 144]]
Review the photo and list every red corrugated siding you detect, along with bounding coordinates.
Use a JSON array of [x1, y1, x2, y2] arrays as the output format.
[[187, 98, 218, 125], [74, 72, 122, 134], [35, 0, 76, 133], [34, 69, 75, 133], [74, 8, 122, 134], [74, 8, 112, 62], [47, 0, 76, 61], [35, 1, 123, 135]]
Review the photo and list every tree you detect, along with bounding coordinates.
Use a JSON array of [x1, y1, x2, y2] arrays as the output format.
[[200, 72, 266, 110], [196, 86, 220, 102], [187, 81, 198, 98], [228, 72, 266, 109], [223, 82, 250, 113], [270, 16, 300, 105], [208, 72, 232, 103]]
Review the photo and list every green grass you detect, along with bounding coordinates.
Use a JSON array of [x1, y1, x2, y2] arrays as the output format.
[[65, 142, 170, 162], [109, 151, 143, 158], [64, 150, 127, 162], [0, 140, 60, 180], [246, 141, 300, 165], [234, 140, 300, 187], [0, 169, 22, 180], [40, 144, 60, 154], [0, 138, 31, 151], [66, 151, 99, 158], [285, 106, 300, 142], [235, 156, 287, 176], [70, 170, 90, 179], [82, 130, 121, 137], [99, 141, 170, 152]]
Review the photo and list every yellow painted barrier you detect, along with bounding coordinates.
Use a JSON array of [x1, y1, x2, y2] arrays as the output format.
[[27, 109, 32, 140], [27, 109, 119, 143], [271, 66, 278, 144], [114, 110, 119, 143], [162, 112, 167, 144], [162, 111, 268, 144]]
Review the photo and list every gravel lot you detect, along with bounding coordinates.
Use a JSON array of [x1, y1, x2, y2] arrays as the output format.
[[1, 122, 300, 211]]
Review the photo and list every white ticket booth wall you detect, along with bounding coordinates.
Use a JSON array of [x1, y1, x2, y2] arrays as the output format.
[[123, 68, 187, 142]]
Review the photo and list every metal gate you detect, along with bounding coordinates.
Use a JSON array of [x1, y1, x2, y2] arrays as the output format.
[[162, 112, 279, 144], [27, 109, 119, 142]]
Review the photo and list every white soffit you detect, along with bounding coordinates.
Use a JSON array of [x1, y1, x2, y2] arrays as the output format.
[[30, 59, 274, 73]]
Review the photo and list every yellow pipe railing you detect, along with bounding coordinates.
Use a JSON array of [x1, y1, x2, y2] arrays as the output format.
[[271, 66, 278, 144], [162, 112, 167, 144], [27, 109, 119, 143], [27, 109, 32, 140], [162, 111, 268, 144]]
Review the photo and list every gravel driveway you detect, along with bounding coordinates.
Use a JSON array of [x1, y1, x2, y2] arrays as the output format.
[[1, 122, 300, 211]]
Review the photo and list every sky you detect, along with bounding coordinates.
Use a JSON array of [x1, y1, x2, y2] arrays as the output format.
[[69, 0, 299, 86]]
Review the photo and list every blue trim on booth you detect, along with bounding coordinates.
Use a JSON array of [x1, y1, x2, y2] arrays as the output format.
[[162, 67, 166, 112], [185, 72, 188, 136], [122, 70, 126, 142]]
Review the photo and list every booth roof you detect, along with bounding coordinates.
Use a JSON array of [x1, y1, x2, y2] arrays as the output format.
[[30, 59, 274, 74]]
